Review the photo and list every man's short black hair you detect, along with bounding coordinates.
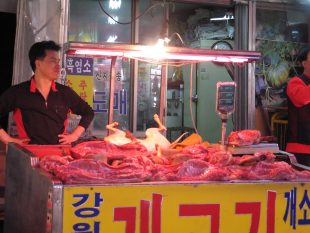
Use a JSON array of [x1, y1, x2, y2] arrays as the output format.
[[28, 40, 61, 72], [298, 46, 310, 63]]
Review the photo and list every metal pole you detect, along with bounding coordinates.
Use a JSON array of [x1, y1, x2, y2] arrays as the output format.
[[160, 63, 167, 123], [221, 115, 228, 149], [108, 57, 117, 129]]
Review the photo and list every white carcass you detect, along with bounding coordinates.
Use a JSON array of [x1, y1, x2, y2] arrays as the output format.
[[104, 114, 185, 153]]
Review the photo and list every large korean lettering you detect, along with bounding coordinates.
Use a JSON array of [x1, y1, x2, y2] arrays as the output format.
[[235, 202, 261, 233], [93, 90, 127, 114], [71, 192, 104, 233], [66, 57, 93, 76], [179, 204, 220, 233], [113, 193, 162, 233], [114, 207, 136, 233], [298, 190, 310, 225], [284, 187, 310, 229]]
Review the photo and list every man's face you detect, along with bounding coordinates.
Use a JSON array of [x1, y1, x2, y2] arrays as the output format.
[[36, 50, 61, 80]]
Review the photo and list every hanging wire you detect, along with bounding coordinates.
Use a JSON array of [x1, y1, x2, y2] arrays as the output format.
[[168, 32, 185, 46], [97, 0, 169, 25], [189, 63, 199, 134]]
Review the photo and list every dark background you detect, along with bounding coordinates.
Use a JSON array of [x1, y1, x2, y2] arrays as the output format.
[[0, 12, 16, 131]]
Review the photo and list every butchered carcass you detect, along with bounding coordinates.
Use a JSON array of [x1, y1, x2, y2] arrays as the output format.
[[104, 122, 133, 145], [48, 156, 154, 184], [231, 151, 275, 166], [39, 155, 71, 174], [176, 159, 231, 181], [227, 130, 261, 146], [104, 115, 186, 153], [70, 140, 150, 160], [135, 114, 170, 152]]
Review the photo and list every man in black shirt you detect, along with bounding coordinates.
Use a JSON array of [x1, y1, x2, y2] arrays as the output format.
[[0, 40, 94, 145]]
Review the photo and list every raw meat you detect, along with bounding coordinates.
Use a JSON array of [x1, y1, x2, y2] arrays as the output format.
[[70, 140, 150, 160], [228, 130, 261, 146], [39, 144, 310, 183]]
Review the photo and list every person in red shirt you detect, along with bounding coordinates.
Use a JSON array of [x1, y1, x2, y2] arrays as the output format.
[[0, 40, 94, 145], [286, 46, 310, 165]]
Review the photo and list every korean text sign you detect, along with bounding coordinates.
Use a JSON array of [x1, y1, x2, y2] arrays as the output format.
[[66, 56, 94, 106], [63, 182, 310, 233]]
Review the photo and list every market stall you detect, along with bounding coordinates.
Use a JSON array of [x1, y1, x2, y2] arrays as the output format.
[[5, 43, 310, 233], [4, 142, 310, 233]]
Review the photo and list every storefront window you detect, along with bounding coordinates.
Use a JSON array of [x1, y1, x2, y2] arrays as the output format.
[[255, 4, 309, 149], [136, 62, 162, 131], [256, 7, 308, 102], [69, 0, 131, 43], [136, 1, 236, 143], [167, 3, 235, 142], [92, 57, 130, 136], [64, 55, 130, 137], [67, 0, 132, 137], [138, 0, 165, 45]]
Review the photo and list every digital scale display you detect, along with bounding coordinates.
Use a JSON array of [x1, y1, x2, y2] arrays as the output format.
[[216, 82, 236, 115]]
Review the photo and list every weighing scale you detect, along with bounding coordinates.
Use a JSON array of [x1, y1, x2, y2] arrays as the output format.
[[215, 81, 236, 149]]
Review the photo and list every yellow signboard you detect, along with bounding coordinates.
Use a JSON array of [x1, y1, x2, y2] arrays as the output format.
[[63, 182, 310, 233], [66, 75, 94, 106]]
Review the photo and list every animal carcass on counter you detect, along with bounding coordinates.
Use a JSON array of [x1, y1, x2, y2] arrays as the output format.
[[104, 114, 183, 153], [104, 122, 133, 145], [227, 130, 261, 146], [137, 114, 171, 152]]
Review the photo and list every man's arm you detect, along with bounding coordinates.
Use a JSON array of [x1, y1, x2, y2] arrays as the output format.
[[60, 86, 94, 144], [287, 77, 310, 108], [0, 128, 28, 145], [58, 125, 85, 145]]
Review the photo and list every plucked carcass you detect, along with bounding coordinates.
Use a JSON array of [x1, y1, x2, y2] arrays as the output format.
[[137, 114, 171, 152], [104, 114, 185, 153], [104, 122, 133, 145]]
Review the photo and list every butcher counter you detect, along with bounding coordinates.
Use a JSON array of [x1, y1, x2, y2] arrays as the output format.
[[4, 143, 310, 233]]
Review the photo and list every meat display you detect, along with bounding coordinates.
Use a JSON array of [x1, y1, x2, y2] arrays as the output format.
[[228, 130, 261, 146], [39, 143, 310, 184], [70, 140, 150, 160], [35, 124, 310, 184]]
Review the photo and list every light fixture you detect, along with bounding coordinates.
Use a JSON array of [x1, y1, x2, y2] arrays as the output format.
[[106, 35, 118, 43], [155, 32, 185, 49], [65, 42, 261, 64], [210, 13, 234, 21], [73, 49, 123, 56], [109, 0, 121, 10]]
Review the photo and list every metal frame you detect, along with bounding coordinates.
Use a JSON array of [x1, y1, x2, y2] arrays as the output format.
[[64, 42, 261, 124], [248, 0, 257, 130], [65, 42, 261, 63]]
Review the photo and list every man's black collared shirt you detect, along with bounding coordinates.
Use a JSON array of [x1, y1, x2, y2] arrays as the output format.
[[0, 78, 94, 144]]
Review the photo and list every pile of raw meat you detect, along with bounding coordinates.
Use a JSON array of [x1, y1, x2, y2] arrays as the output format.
[[39, 140, 310, 184]]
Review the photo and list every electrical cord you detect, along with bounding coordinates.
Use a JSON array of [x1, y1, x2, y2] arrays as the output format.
[[167, 32, 185, 46], [189, 63, 199, 134], [97, 0, 169, 25]]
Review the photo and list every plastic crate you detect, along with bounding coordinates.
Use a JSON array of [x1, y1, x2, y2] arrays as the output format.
[[271, 112, 288, 150]]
